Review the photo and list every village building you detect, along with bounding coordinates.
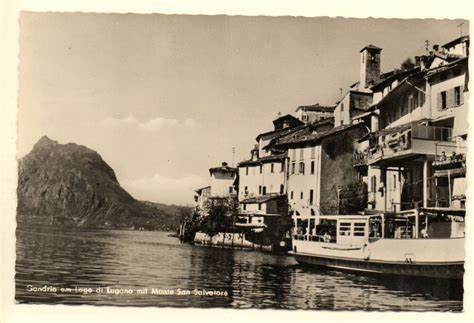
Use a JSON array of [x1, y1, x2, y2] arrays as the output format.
[[237, 114, 304, 201], [194, 186, 211, 211], [194, 162, 237, 216], [333, 45, 382, 127], [271, 123, 368, 236], [354, 35, 469, 212], [295, 103, 334, 124]]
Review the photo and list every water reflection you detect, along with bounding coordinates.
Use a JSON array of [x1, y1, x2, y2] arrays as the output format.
[[15, 225, 462, 311]]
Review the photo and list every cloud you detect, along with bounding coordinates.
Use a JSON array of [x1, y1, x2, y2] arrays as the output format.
[[102, 115, 139, 128], [121, 173, 208, 206], [101, 115, 199, 132]]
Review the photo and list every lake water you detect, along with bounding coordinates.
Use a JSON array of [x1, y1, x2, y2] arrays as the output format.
[[15, 226, 463, 311]]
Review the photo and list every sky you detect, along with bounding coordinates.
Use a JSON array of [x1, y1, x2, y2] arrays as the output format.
[[17, 12, 468, 205]]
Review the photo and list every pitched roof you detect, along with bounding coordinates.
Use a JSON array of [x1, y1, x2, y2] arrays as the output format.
[[442, 35, 469, 50], [256, 124, 301, 142], [274, 123, 364, 148], [195, 186, 211, 194], [371, 70, 426, 109], [371, 67, 420, 91], [209, 164, 237, 174], [237, 152, 287, 167], [426, 57, 468, 77], [360, 44, 382, 52], [272, 114, 304, 127], [296, 104, 335, 113], [240, 194, 286, 204]]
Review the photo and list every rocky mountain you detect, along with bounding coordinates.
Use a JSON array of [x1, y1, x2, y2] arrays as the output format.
[[17, 136, 191, 230]]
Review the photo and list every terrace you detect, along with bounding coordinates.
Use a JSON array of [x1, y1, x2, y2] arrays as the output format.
[[354, 123, 455, 166]]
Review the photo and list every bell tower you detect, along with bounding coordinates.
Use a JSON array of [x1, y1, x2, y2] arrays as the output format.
[[360, 45, 382, 89]]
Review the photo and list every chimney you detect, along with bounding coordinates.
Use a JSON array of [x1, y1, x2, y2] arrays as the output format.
[[433, 44, 439, 52], [222, 162, 228, 167], [360, 45, 382, 89], [420, 55, 429, 70], [414, 56, 421, 68]]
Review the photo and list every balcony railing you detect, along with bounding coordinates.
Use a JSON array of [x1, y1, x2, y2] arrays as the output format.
[[412, 124, 453, 141], [354, 124, 456, 166]]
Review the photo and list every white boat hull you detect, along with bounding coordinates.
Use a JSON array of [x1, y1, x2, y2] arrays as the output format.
[[290, 238, 465, 279]]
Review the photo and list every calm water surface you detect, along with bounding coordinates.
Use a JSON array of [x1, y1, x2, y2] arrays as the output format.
[[16, 226, 463, 311]]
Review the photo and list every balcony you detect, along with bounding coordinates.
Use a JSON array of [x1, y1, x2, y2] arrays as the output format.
[[354, 124, 455, 166], [432, 142, 467, 177]]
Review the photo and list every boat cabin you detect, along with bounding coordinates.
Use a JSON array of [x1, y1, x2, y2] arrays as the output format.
[[293, 208, 464, 245]]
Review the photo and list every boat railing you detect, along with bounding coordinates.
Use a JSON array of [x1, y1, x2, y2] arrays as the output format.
[[293, 234, 335, 243]]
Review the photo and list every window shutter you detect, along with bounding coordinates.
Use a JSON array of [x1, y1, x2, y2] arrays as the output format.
[[460, 85, 464, 105], [437, 92, 442, 111], [447, 88, 454, 108]]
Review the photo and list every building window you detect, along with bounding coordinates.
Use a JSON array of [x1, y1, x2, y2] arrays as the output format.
[[455, 86, 462, 106], [244, 186, 248, 195], [259, 165, 263, 174], [229, 187, 233, 194], [280, 184, 284, 194], [258, 203, 262, 211], [291, 162, 296, 174], [262, 186, 267, 195], [246, 167, 249, 175], [290, 191, 294, 199], [340, 104, 345, 125], [371, 175, 376, 193], [281, 162, 285, 173], [300, 192, 304, 200], [309, 189, 314, 205], [259, 186, 262, 195], [270, 163, 274, 173], [407, 95, 414, 114], [393, 174, 396, 191], [311, 161, 315, 174], [299, 162, 305, 175], [439, 91, 447, 110], [243, 204, 246, 211]]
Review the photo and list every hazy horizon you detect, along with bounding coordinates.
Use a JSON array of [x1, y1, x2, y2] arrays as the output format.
[[18, 12, 468, 205]]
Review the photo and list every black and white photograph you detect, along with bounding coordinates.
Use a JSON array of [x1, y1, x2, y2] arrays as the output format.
[[1, 0, 473, 321]]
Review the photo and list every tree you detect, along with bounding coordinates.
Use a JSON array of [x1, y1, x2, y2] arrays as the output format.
[[198, 196, 239, 237], [400, 57, 415, 71], [338, 182, 368, 215]]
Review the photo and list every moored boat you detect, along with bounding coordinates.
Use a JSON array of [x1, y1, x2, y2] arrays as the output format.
[[289, 208, 465, 279]]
